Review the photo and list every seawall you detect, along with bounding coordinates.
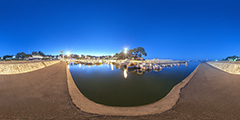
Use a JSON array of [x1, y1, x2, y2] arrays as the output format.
[[0, 60, 60, 75], [207, 61, 240, 75]]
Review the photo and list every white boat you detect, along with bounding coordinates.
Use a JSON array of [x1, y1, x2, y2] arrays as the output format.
[[153, 64, 160, 70]]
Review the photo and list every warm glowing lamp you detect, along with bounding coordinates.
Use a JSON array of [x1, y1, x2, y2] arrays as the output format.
[[66, 52, 71, 56], [123, 48, 128, 54]]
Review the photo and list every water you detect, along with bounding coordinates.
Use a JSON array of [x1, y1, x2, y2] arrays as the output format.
[[69, 61, 200, 107]]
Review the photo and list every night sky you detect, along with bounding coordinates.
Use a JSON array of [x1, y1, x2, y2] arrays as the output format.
[[0, 0, 239, 60]]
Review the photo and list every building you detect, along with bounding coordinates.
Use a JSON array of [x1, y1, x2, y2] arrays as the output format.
[[56, 55, 62, 60], [79, 55, 84, 59], [4, 56, 14, 60], [27, 55, 43, 60], [227, 57, 239, 61]]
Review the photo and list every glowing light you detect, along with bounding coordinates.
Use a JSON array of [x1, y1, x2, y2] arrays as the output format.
[[123, 69, 128, 78], [111, 64, 114, 71], [66, 52, 71, 56], [124, 48, 128, 54], [79, 64, 81, 68]]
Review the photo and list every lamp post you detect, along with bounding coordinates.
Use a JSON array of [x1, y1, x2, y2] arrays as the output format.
[[58, 51, 64, 61]]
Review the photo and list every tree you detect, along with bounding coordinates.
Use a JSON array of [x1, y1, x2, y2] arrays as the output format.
[[3, 55, 13, 60], [16, 53, 22, 59], [114, 47, 147, 60], [38, 51, 45, 56], [31, 51, 45, 56], [127, 47, 147, 58], [114, 52, 125, 59], [16, 52, 30, 59], [135, 47, 147, 58], [32, 51, 38, 55], [225, 55, 239, 61]]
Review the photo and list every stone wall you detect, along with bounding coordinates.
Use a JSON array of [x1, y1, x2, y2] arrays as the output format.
[[0, 61, 60, 75], [207, 61, 240, 75]]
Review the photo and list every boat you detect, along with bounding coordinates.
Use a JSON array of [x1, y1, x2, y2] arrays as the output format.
[[153, 64, 160, 70], [85, 62, 93, 65]]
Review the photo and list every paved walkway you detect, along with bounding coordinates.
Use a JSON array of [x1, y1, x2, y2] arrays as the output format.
[[1, 62, 240, 119], [0, 62, 85, 119]]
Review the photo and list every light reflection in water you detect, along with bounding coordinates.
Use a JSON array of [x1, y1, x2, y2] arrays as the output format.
[[111, 64, 114, 71], [123, 69, 128, 78], [68, 62, 200, 106], [70, 63, 191, 79]]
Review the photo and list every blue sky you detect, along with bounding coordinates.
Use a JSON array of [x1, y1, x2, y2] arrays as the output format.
[[0, 0, 239, 60]]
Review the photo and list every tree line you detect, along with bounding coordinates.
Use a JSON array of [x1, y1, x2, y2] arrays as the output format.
[[2, 51, 46, 60], [224, 55, 239, 61]]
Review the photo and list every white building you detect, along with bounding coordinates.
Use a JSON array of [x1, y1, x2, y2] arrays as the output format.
[[27, 55, 43, 60]]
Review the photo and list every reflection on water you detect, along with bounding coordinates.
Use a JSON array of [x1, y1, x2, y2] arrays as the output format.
[[69, 62, 200, 106], [123, 69, 128, 78], [111, 64, 114, 71]]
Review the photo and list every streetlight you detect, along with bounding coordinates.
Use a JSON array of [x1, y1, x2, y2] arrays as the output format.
[[58, 51, 64, 61], [123, 48, 128, 54], [66, 52, 71, 56]]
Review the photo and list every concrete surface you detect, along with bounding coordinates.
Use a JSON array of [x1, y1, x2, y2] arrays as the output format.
[[0, 62, 240, 120]]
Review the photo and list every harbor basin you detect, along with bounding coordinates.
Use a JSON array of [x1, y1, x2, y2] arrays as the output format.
[[69, 61, 199, 107]]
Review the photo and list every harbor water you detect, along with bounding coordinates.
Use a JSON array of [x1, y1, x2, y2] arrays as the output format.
[[69, 61, 200, 106]]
